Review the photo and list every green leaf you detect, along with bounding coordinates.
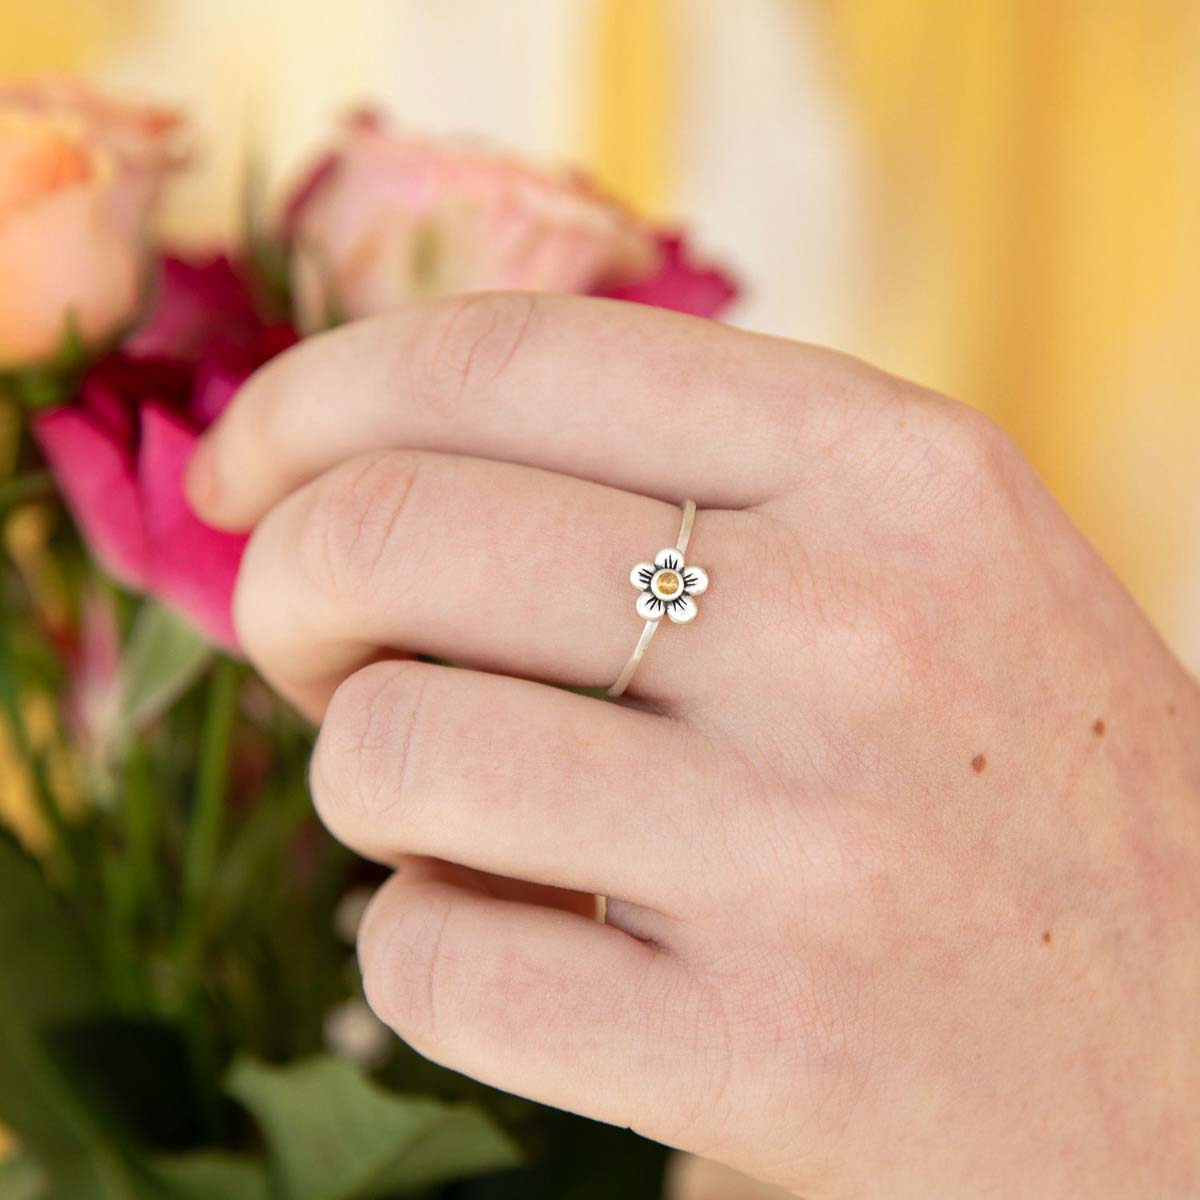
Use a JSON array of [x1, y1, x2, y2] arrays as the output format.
[[226, 1056, 521, 1200], [148, 1153, 270, 1200], [118, 603, 213, 738], [55, 315, 90, 375], [0, 835, 145, 1196]]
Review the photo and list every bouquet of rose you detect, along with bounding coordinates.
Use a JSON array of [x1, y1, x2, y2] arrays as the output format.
[[0, 82, 735, 1200]]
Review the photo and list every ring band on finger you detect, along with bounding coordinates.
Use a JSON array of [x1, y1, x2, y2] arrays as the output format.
[[609, 500, 709, 698]]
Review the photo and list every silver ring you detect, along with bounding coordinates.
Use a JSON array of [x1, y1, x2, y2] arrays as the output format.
[[608, 500, 709, 698]]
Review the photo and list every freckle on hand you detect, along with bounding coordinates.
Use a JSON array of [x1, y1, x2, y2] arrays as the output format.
[[1042, 930, 1052, 944], [971, 754, 987, 774], [1168, 704, 1177, 717], [1092, 718, 1106, 737]]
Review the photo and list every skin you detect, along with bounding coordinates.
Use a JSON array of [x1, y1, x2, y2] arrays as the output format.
[[188, 292, 1200, 1198]]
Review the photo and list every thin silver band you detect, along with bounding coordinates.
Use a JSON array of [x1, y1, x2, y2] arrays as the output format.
[[608, 500, 696, 698]]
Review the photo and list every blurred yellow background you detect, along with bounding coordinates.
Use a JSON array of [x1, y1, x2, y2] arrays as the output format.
[[3, 0, 1197, 667]]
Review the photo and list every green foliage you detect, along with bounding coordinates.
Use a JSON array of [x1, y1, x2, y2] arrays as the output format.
[[0, 1155, 47, 1200], [0, 472, 56, 520], [147, 1153, 270, 1200], [48, 1018, 206, 1150], [0, 371, 71, 414], [227, 1057, 521, 1200], [239, 143, 293, 324], [0, 442, 674, 1199], [0, 315, 93, 412], [117, 603, 214, 743], [0, 835, 144, 1195]]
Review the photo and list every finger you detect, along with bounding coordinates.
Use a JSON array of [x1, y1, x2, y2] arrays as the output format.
[[188, 291, 871, 529], [234, 449, 749, 718], [440, 871, 599, 921], [358, 858, 701, 1136], [312, 660, 725, 912]]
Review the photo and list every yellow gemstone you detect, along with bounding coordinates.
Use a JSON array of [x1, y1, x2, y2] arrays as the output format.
[[656, 570, 680, 596]]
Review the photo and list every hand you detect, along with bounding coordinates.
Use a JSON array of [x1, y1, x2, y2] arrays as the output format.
[[188, 293, 1200, 1198]]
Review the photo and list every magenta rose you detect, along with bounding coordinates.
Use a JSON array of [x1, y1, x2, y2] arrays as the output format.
[[34, 256, 296, 649], [286, 113, 737, 330]]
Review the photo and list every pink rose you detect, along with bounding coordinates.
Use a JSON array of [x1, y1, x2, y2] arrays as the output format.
[[0, 81, 181, 368], [593, 233, 738, 319], [286, 113, 736, 331], [34, 257, 296, 648]]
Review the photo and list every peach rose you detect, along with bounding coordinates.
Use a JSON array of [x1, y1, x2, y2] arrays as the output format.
[[286, 114, 735, 331], [0, 81, 180, 368]]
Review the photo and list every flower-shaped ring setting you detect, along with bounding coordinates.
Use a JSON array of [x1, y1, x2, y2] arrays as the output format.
[[608, 500, 708, 698], [629, 549, 709, 623]]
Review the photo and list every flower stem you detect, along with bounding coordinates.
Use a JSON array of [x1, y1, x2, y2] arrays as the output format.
[[175, 657, 241, 980], [123, 738, 162, 931], [172, 658, 241, 1133], [101, 738, 160, 1011]]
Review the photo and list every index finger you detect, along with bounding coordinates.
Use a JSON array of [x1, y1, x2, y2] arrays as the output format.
[[187, 291, 874, 530]]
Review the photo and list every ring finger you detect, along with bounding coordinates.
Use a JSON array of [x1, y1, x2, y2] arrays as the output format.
[[234, 447, 749, 718]]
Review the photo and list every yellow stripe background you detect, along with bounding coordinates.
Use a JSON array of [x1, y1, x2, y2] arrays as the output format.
[[590, 0, 673, 219], [589, 0, 1199, 638], [826, 0, 1200, 634]]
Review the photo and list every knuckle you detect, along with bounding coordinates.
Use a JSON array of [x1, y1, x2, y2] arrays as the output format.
[[312, 662, 429, 847], [923, 404, 1022, 508], [853, 399, 1029, 552], [919, 409, 1040, 574], [299, 451, 422, 602], [360, 887, 454, 1049], [410, 291, 538, 418], [945, 405, 1017, 471]]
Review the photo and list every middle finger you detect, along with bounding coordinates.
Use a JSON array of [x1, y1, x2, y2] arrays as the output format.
[[310, 659, 726, 912]]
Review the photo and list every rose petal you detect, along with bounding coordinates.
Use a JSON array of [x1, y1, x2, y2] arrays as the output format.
[[64, 584, 123, 749], [33, 406, 149, 588], [0, 183, 142, 366], [191, 354, 245, 428], [136, 403, 248, 649], [125, 255, 260, 363], [192, 322, 298, 426], [81, 354, 191, 442], [285, 121, 662, 329], [595, 234, 738, 320]]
